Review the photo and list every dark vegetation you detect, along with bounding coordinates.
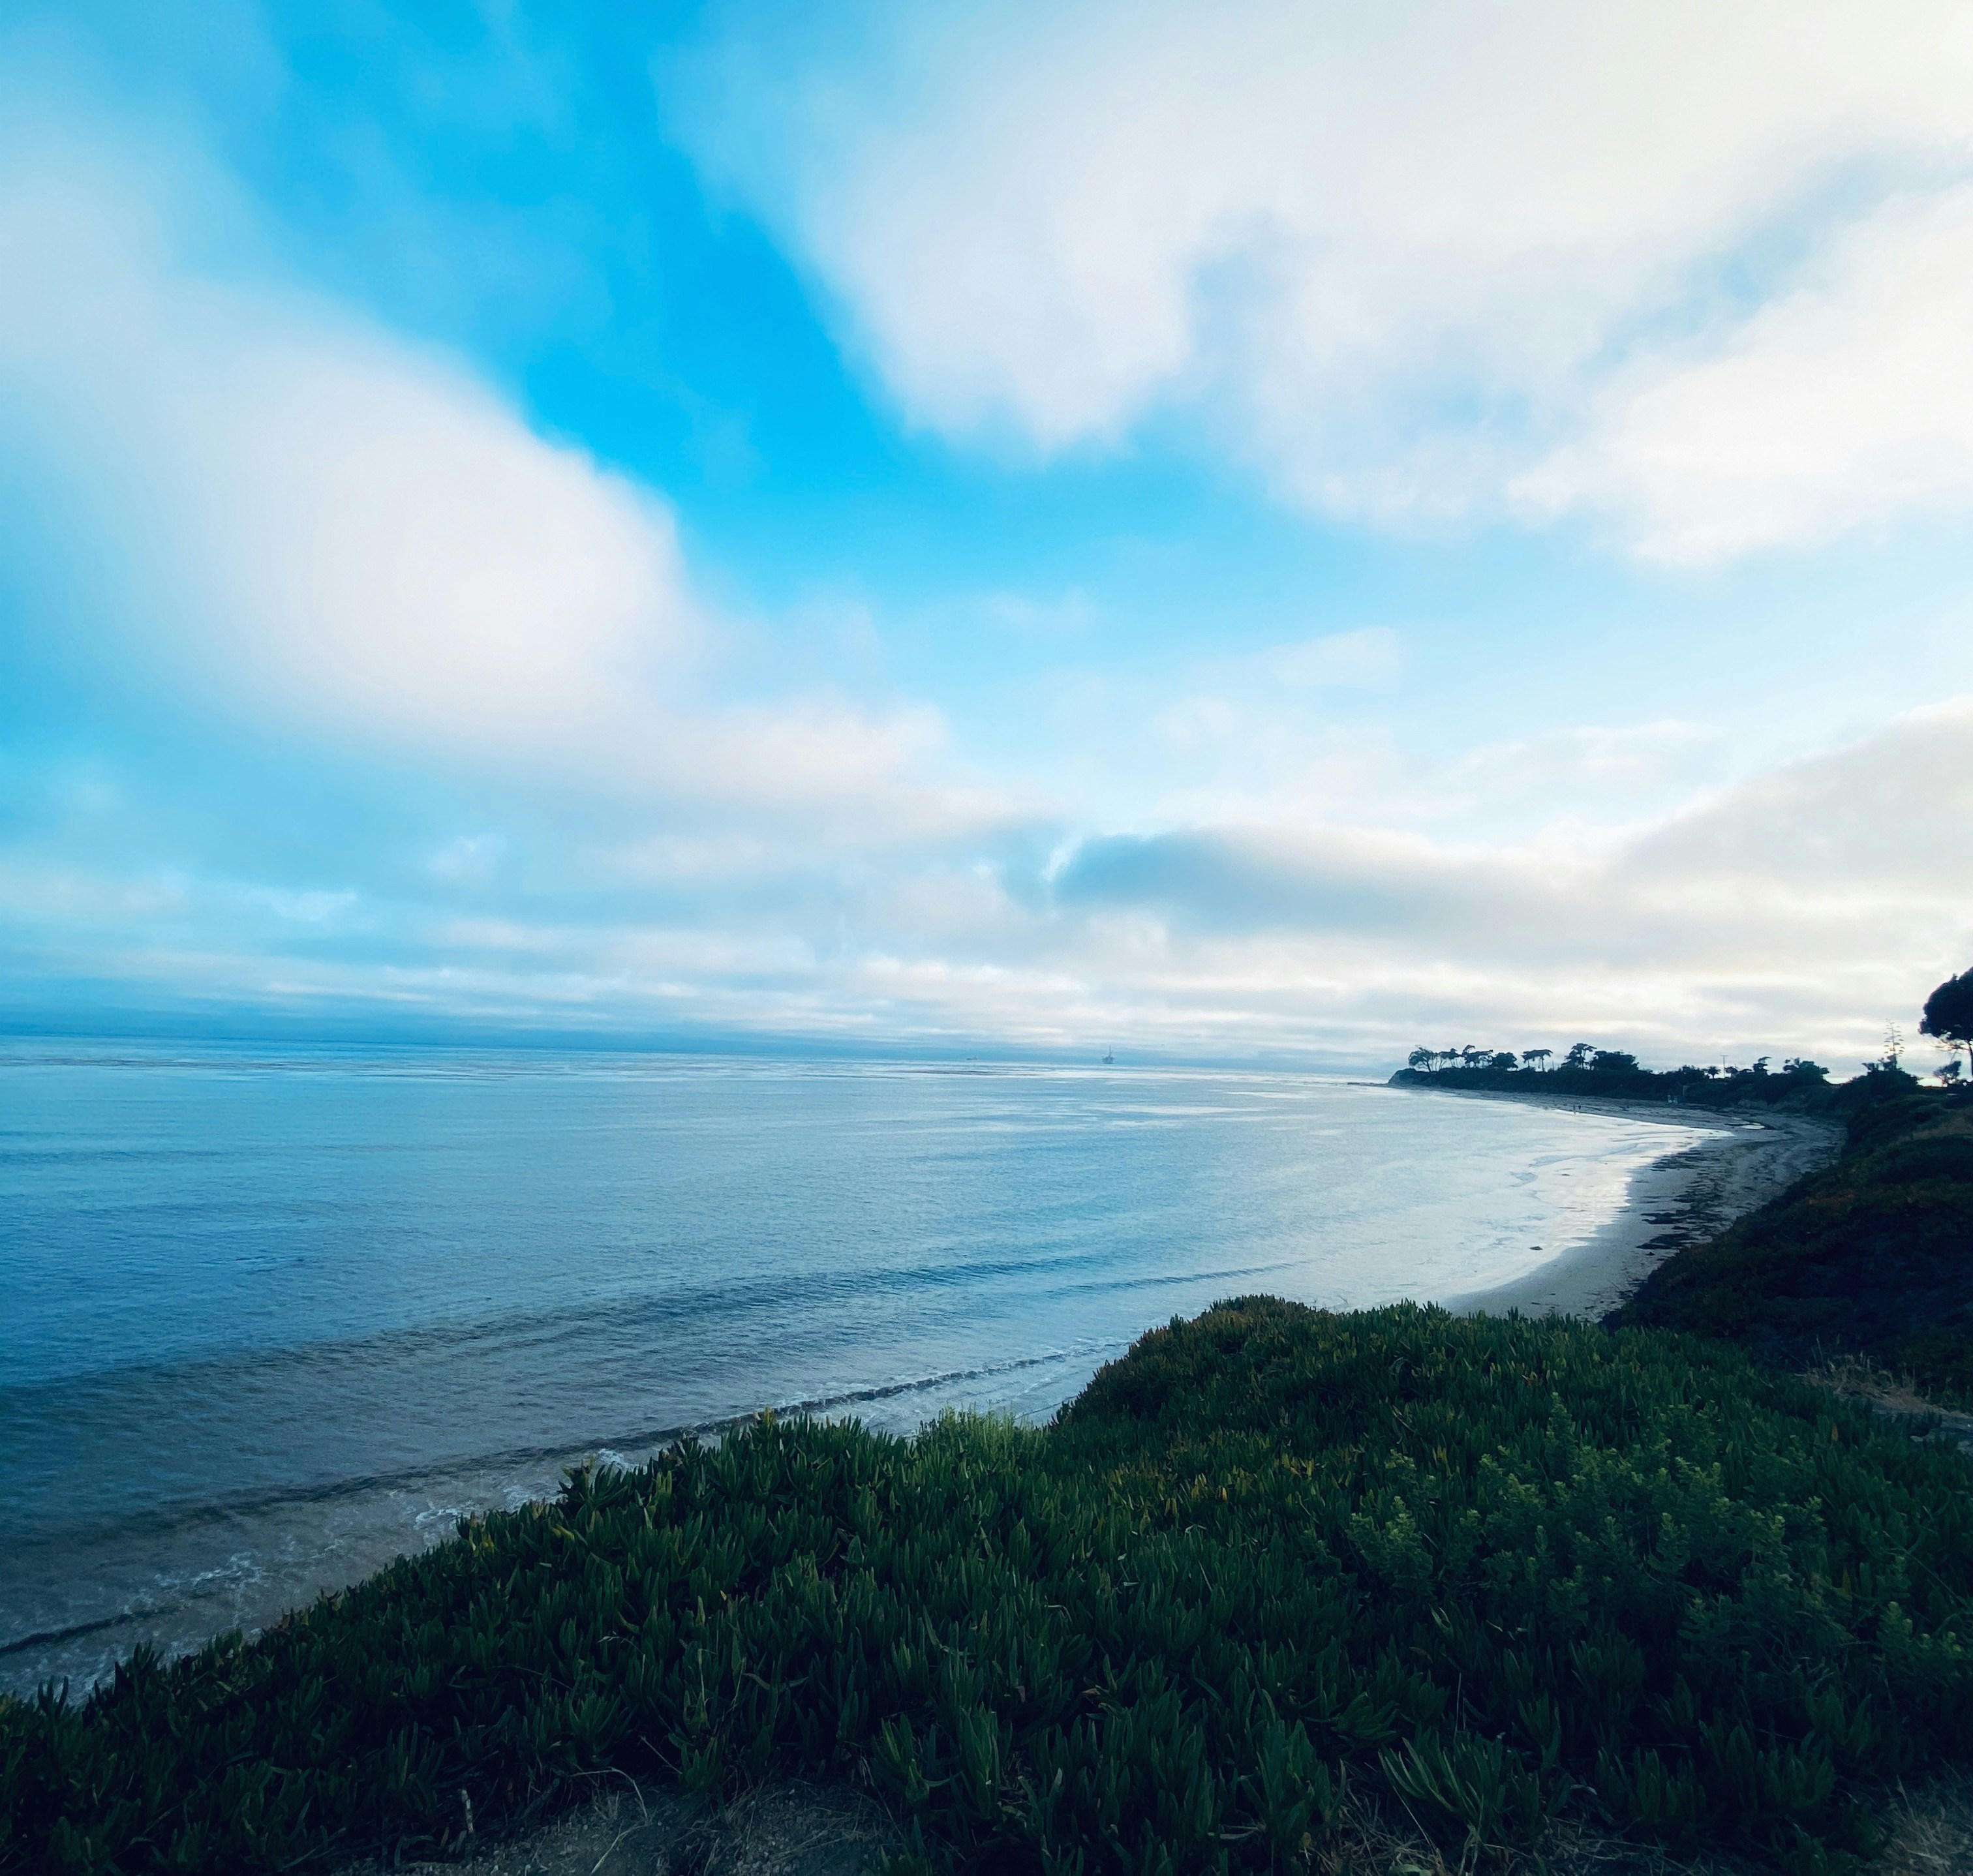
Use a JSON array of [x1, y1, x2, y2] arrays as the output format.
[[8, 1302, 1973, 1876], [1394, 1041, 1841, 1111], [1616, 1084, 1973, 1407], [1920, 969, 1973, 1088]]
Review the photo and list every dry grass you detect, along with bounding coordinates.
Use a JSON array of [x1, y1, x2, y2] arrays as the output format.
[[341, 1769, 1973, 1876], [1803, 1352, 1942, 1416], [1801, 1352, 1973, 1455], [1309, 1787, 1752, 1876], [1320, 1778, 1973, 1876], [1315, 1772, 1973, 1876], [1873, 1772, 1973, 1876], [337, 1778, 889, 1876]]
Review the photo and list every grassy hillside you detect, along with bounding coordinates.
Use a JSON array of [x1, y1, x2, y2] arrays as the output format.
[[1614, 1088, 1973, 1406], [8, 1301, 1972, 1875]]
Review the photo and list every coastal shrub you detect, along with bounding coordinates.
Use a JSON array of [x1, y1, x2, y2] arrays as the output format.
[[1617, 1090, 1973, 1402], [1392, 1050, 1846, 1112], [5, 1301, 1972, 1875]]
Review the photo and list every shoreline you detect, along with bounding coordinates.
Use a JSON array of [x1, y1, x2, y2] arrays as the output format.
[[1431, 1087, 1841, 1320]]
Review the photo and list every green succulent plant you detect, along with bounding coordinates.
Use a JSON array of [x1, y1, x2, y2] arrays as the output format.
[[6, 1300, 1969, 1875]]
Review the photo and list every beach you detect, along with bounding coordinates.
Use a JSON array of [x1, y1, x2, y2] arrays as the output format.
[[1443, 1089, 1841, 1320]]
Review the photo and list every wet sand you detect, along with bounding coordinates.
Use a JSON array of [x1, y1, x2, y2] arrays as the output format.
[[1437, 1089, 1841, 1321]]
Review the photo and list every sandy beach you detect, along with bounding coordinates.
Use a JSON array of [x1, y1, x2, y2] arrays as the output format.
[[1439, 1089, 1841, 1321]]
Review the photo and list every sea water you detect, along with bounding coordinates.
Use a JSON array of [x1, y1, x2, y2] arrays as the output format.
[[0, 1041, 1710, 1696]]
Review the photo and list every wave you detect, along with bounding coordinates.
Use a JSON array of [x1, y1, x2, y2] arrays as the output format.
[[0, 1340, 1123, 1661], [1, 1237, 1287, 1411], [0, 1606, 181, 1663]]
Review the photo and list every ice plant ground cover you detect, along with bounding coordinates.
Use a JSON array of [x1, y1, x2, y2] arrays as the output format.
[[6, 1299, 1970, 1876]]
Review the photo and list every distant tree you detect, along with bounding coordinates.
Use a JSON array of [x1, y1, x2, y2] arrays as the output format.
[[1941, 1058, 1965, 1087], [1590, 1050, 1640, 1075], [1407, 1046, 1435, 1074], [1865, 1025, 1906, 1076], [1489, 1051, 1518, 1070], [1564, 1042, 1594, 1069], [1921, 968, 1973, 1078], [1749, 1057, 1771, 1076], [1781, 1058, 1829, 1082], [1460, 1046, 1484, 1069], [1522, 1048, 1552, 1071]]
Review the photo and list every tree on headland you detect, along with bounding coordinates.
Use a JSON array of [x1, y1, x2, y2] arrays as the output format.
[[1921, 967, 1973, 1081], [1397, 1038, 1828, 1108]]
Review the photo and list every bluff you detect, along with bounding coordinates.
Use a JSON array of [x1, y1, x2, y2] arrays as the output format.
[[1614, 1085, 1973, 1404]]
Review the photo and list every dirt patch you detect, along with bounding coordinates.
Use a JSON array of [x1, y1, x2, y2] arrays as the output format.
[[339, 1779, 893, 1876], [1803, 1355, 1973, 1457], [1319, 1776, 1973, 1876], [339, 1766, 1973, 1876]]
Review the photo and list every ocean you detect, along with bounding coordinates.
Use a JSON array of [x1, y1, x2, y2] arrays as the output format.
[[0, 1040, 1710, 1697]]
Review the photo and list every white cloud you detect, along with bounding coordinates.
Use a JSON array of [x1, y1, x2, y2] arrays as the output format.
[[428, 835, 510, 885], [1154, 696, 1240, 755], [671, 0, 1973, 553], [1028, 637, 1731, 847], [1516, 185, 1973, 560], [9, 701, 1966, 1063], [1629, 697, 1973, 897], [0, 119, 958, 821], [1450, 722, 1725, 834], [0, 145, 687, 757], [1036, 700, 1973, 1061], [1261, 628, 1403, 689], [968, 588, 1099, 635]]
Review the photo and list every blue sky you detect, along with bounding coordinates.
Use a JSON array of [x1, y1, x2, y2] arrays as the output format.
[[3, 0, 1972, 1067]]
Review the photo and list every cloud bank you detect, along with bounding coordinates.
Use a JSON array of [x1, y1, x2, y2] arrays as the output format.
[[671, 0, 1973, 556]]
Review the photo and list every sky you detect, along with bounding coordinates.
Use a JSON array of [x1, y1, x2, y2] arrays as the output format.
[[2, 0, 1971, 1070]]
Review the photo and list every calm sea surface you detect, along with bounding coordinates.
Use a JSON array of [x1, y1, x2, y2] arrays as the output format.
[[0, 1042, 1709, 1695]]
